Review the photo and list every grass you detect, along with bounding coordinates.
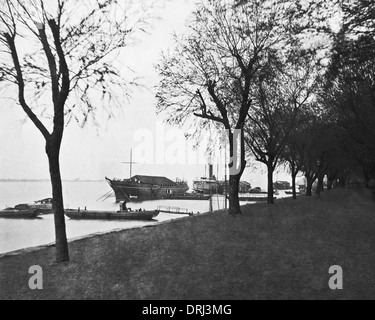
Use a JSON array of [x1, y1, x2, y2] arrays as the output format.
[[0, 188, 374, 300]]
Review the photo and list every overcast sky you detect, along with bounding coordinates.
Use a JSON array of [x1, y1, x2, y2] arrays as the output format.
[[0, 0, 294, 189]]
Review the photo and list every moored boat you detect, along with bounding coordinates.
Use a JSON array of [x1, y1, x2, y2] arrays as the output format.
[[0, 208, 40, 219], [64, 208, 160, 220], [105, 175, 189, 202], [14, 198, 53, 214]]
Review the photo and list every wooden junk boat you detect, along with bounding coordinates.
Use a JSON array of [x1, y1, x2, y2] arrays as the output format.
[[105, 175, 189, 202]]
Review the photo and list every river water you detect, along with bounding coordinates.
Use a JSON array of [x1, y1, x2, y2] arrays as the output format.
[[0, 181, 257, 254]]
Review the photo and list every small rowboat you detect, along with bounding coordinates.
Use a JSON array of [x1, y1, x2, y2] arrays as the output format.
[[0, 208, 40, 219], [64, 209, 159, 221]]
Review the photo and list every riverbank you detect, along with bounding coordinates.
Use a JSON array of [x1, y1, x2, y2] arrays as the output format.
[[1, 188, 374, 300]]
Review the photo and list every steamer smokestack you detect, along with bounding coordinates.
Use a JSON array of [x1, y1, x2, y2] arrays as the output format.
[[209, 164, 213, 179]]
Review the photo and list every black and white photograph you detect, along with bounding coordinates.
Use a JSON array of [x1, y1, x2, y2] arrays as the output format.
[[0, 0, 374, 304]]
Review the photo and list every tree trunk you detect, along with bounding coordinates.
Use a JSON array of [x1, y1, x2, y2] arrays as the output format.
[[338, 177, 346, 188], [46, 141, 69, 263], [317, 173, 325, 193], [227, 128, 245, 214], [333, 179, 338, 189], [291, 171, 297, 200], [327, 178, 334, 190], [228, 174, 241, 214], [327, 180, 332, 190], [363, 170, 370, 188], [267, 165, 274, 204], [327, 172, 337, 191], [305, 176, 314, 196]]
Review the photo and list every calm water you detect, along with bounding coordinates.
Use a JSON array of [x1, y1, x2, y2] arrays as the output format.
[[0, 181, 244, 254]]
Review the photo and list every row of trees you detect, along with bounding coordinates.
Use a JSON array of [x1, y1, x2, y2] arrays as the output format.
[[156, 0, 375, 208], [281, 0, 375, 199]]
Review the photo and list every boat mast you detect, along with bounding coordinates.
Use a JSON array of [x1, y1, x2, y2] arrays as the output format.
[[122, 148, 138, 179], [130, 149, 132, 178]]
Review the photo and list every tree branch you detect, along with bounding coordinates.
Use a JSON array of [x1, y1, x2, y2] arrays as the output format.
[[194, 88, 227, 125], [205, 81, 230, 128], [4, 32, 50, 139], [48, 19, 70, 106], [37, 23, 59, 105]]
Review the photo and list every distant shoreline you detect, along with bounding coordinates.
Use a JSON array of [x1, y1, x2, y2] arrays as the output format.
[[0, 179, 105, 182]]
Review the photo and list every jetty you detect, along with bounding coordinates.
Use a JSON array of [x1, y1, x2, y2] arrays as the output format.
[[161, 193, 210, 200], [157, 205, 192, 215]]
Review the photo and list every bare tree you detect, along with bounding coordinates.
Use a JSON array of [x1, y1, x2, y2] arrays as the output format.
[[294, 114, 332, 197], [281, 132, 305, 199], [280, 114, 311, 200], [0, 0, 156, 262], [245, 57, 316, 204], [156, 0, 304, 214]]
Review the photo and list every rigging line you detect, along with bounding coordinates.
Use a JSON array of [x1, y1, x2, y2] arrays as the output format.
[[102, 192, 114, 202], [96, 189, 113, 201]]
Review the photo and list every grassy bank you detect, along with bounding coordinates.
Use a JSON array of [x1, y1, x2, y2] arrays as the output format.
[[1, 189, 374, 300]]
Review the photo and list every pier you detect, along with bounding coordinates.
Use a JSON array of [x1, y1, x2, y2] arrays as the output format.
[[157, 205, 192, 215]]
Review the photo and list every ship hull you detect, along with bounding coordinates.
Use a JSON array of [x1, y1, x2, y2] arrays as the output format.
[[193, 180, 224, 195], [0, 209, 40, 219], [106, 178, 189, 202], [64, 209, 159, 220]]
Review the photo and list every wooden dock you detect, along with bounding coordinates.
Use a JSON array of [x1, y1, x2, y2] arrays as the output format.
[[161, 194, 210, 200], [157, 206, 192, 215]]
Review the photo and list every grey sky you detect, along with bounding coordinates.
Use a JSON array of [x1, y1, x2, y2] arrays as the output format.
[[0, 0, 294, 189]]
